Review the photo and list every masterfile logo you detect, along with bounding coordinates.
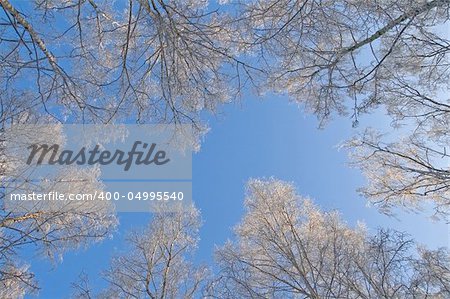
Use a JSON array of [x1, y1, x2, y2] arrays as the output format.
[[2, 124, 193, 180], [26, 141, 171, 171]]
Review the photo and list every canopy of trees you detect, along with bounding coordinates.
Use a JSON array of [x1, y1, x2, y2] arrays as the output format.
[[1, 0, 449, 297], [1, 0, 449, 215]]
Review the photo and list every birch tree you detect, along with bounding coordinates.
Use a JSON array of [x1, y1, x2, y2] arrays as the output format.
[[236, 0, 450, 124], [0, 166, 117, 298], [0, 0, 246, 133], [99, 204, 207, 299], [0, 163, 116, 291], [209, 179, 450, 298], [346, 129, 450, 219], [0, 124, 117, 298]]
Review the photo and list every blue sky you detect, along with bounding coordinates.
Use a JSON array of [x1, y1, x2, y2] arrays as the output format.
[[24, 93, 449, 298]]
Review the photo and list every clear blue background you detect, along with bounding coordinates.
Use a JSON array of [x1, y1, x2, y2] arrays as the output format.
[[25, 94, 449, 298]]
